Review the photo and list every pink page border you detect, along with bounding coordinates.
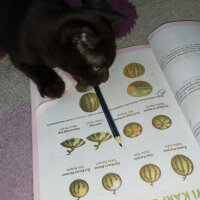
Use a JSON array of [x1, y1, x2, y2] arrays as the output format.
[[30, 81, 40, 200], [30, 72, 76, 200], [117, 44, 150, 54], [148, 21, 200, 42]]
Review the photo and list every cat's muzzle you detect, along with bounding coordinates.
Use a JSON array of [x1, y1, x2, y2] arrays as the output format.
[[74, 68, 109, 86]]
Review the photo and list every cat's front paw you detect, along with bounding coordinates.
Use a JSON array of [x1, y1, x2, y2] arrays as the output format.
[[38, 77, 65, 98]]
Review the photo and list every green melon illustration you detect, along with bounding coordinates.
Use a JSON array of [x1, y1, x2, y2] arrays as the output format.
[[60, 138, 86, 155], [171, 154, 194, 180], [69, 179, 89, 200], [152, 115, 172, 130], [75, 84, 93, 93], [127, 81, 153, 97], [86, 132, 112, 150], [102, 173, 122, 195], [123, 62, 145, 78], [79, 92, 100, 112], [123, 122, 142, 138], [140, 164, 161, 186]]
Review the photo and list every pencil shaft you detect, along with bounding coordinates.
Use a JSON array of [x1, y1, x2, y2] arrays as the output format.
[[94, 86, 120, 137]]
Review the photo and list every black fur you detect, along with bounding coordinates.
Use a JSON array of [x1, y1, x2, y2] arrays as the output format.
[[0, 0, 124, 98]]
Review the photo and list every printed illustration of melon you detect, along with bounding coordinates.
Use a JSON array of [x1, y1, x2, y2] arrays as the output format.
[[75, 84, 93, 93], [127, 81, 153, 97], [140, 164, 161, 186], [79, 92, 100, 112], [123, 122, 142, 138], [152, 115, 172, 130], [69, 179, 89, 200], [86, 132, 112, 150], [102, 173, 122, 195], [60, 138, 86, 155], [171, 154, 194, 181], [123, 62, 145, 78]]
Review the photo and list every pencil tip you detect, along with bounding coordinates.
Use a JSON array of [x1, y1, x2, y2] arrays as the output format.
[[119, 143, 122, 147]]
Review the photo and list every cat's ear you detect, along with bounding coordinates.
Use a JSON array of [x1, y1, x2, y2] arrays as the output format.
[[106, 13, 125, 35], [82, 0, 125, 35]]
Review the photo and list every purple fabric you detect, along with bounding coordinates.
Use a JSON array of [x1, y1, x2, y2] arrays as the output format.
[[0, 101, 33, 200], [0, 51, 6, 58]]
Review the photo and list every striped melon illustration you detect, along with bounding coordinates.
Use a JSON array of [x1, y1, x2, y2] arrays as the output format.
[[123, 62, 145, 78], [102, 173, 122, 195], [79, 92, 100, 112], [69, 179, 89, 200], [140, 164, 161, 186], [127, 81, 153, 97], [171, 154, 194, 180], [152, 115, 172, 130], [86, 132, 112, 150], [75, 84, 93, 93], [123, 122, 142, 138], [60, 138, 86, 155]]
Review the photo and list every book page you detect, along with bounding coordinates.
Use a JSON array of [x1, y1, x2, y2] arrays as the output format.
[[31, 46, 200, 200], [149, 21, 200, 143]]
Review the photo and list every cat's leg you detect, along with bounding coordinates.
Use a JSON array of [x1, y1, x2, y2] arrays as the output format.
[[17, 63, 65, 98]]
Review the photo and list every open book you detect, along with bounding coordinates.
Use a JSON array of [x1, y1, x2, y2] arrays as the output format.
[[31, 21, 200, 200]]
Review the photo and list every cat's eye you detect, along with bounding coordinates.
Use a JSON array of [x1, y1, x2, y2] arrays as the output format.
[[92, 66, 100, 72]]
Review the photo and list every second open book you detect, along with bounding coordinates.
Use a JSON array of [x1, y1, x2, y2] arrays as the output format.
[[31, 21, 200, 200]]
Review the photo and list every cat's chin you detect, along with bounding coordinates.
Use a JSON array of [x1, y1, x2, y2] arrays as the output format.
[[73, 74, 109, 87], [72, 68, 109, 86]]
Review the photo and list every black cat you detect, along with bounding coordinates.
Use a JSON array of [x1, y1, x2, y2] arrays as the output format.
[[0, 0, 124, 98]]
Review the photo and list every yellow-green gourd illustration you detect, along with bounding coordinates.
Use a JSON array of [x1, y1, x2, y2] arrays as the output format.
[[60, 138, 86, 155], [152, 115, 172, 130], [75, 84, 93, 93], [69, 179, 89, 200], [140, 164, 161, 186], [86, 132, 112, 150], [123, 62, 145, 78], [123, 122, 142, 138], [102, 173, 122, 195], [171, 154, 194, 180], [79, 92, 100, 112], [127, 81, 153, 97]]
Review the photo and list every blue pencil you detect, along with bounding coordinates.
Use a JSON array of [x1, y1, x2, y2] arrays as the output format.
[[94, 86, 122, 147]]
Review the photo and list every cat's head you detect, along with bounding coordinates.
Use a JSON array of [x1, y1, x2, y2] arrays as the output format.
[[52, 9, 124, 86]]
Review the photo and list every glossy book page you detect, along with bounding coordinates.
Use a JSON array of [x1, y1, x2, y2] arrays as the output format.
[[149, 21, 200, 143], [31, 45, 200, 200]]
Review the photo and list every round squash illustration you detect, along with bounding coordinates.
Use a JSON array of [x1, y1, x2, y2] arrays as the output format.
[[127, 81, 153, 97], [152, 115, 172, 130], [140, 164, 161, 186], [75, 84, 93, 93], [123, 62, 145, 78], [171, 154, 194, 180], [87, 132, 112, 150], [123, 122, 142, 138], [102, 173, 122, 195], [69, 179, 89, 200], [60, 138, 86, 155], [79, 92, 100, 112]]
